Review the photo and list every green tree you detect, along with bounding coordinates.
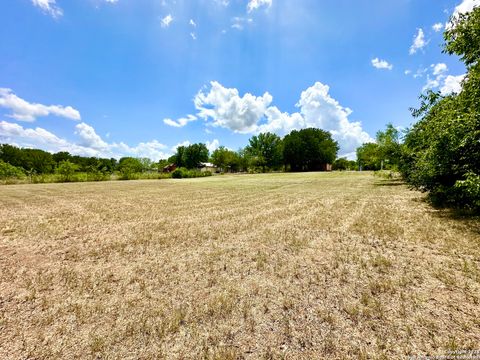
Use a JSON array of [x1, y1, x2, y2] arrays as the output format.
[[56, 160, 79, 182], [400, 7, 480, 211], [333, 158, 357, 171], [356, 143, 381, 170], [283, 128, 338, 171], [0, 160, 25, 180], [118, 157, 143, 179], [376, 123, 401, 170], [211, 146, 241, 172], [182, 143, 209, 169], [245, 132, 283, 172]]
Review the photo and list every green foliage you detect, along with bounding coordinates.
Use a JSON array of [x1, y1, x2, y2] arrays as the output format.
[[173, 143, 209, 169], [453, 172, 480, 211], [56, 160, 79, 182], [245, 132, 283, 172], [0, 159, 25, 181], [332, 158, 357, 171], [118, 157, 143, 180], [211, 146, 243, 172], [171, 167, 212, 179], [400, 8, 480, 211], [283, 128, 338, 172]]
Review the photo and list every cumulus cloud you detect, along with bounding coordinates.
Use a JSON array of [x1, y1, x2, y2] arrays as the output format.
[[432, 23, 444, 32], [75, 122, 109, 150], [0, 120, 172, 160], [206, 139, 220, 153], [371, 58, 393, 70], [194, 81, 273, 133], [0, 120, 99, 157], [409, 28, 428, 54], [192, 81, 372, 157], [31, 0, 63, 18], [0, 88, 81, 122], [294, 82, 373, 155], [247, 0, 272, 12], [441, 74, 465, 95], [432, 63, 448, 76], [161, 14, 173, 28], [163, 114, 197, 128], [421, 63, 465, 95], [452, 0, 480, 18]]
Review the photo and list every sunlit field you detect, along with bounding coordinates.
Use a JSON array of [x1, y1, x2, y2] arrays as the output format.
[[1, 172, 479, 358]]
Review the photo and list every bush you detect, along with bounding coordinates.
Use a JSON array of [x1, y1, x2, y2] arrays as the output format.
[[56, 160, 79, 182], [171, 167, 212, 179], [453, 172, 480, 211], [0, 160, 25, 182]]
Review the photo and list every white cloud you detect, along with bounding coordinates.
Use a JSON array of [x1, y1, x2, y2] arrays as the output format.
[[0, 120, 99, 157], [170, 140, 191, 153], [447, 0, 480, 28], [294, 82, 374, 155], [452, 0, 480, 18], [441, 74, 465, 95], [75, 122, 109, 150], [189, 19, 196, 27], [105, 0, 118, 3], [206, 139, 220, 153], [421, 63, 465, 95], [409, 28, 428, 54], [31, 0, 63, 18], [231, 17, 253, 30], [371, 58, 393, 70], [247, 0, 272, 12], [161, 14, 173, 28], [193, 81, 372, 157], [194, 81, 273, 133], [404, 70, 412, 75], [432, 63, 448, 76], [0, 88, 81, 122], [190, 32, 197, 40], [432, 22, 444, 32], [163, 114, 197, 128], [0, 120, 172, 160]]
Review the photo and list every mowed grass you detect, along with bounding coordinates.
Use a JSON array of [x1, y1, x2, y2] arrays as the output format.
[[0, 172, 479, 359]]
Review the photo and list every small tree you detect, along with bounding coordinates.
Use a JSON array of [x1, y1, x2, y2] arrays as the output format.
[[56, 160, 79, 182]]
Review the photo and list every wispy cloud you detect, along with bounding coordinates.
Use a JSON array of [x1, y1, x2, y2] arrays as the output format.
[[31, 0, 63, 18], [161, 14, 173, 28], [371, 58, 393, 70], [409, 28, 428, 54]]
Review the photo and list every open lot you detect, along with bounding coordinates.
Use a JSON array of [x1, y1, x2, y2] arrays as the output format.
[[0, 172, 479, 358]]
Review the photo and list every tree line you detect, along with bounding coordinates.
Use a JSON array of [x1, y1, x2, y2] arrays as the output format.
[[1, 128, 342, 183]]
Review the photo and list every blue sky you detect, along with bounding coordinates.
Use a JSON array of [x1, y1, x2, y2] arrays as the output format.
[[0, 0, 476, 160]]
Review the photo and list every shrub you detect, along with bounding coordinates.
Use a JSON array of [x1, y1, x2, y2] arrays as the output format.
[[56, 160, 79, 182], [171, 167, 212, 179], [0, 160, 25, 182]]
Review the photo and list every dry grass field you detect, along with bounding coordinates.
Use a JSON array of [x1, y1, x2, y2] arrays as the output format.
[[0, 172, 479, 359]]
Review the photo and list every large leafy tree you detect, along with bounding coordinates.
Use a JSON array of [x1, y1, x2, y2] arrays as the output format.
[[180, 143, 209, 169], [245, 132, 283, 172], [283, 128, 338, 171], [211, 146, 241, 172], [400, 7, 480, 210]]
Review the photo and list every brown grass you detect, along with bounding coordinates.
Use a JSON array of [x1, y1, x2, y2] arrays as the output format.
[[0, 172, 479, 359]]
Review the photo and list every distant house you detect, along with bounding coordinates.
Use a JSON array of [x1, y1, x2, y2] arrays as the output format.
[[163, 163, 177, 173], [320, 163, 332, 171], [198, 162, 217, 173]]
